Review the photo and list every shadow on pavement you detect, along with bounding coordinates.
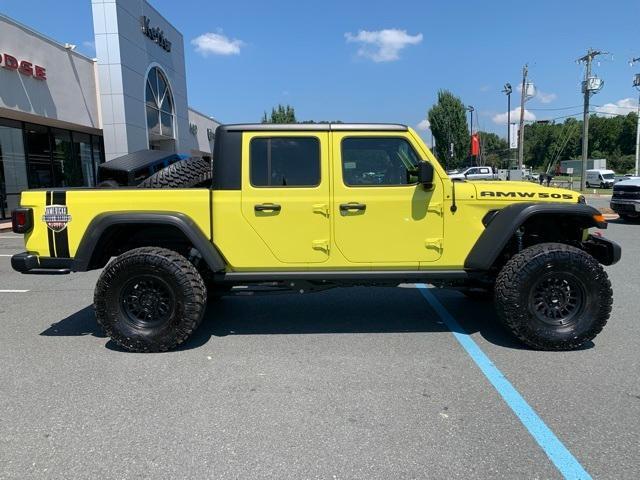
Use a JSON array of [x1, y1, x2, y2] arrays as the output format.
[[40, 286, 567, 352], [40, 306, 106, 338]]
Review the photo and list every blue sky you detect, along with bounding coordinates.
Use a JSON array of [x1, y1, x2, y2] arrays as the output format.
[[2, 0, 639, 142]]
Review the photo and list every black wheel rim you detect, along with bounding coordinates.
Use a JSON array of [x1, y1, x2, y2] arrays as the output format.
[[529, 271, 585, 327], [120, 275, 175, 329]]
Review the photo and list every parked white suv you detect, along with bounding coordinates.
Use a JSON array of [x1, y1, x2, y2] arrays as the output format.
[[610, 177, 640, 222], [449, 166, 497, 181]]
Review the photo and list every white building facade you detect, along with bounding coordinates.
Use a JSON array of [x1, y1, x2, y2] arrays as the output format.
[[0, 0, 219, 218]]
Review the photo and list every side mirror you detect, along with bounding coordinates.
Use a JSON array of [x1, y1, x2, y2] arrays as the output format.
[[417, 162, 434, 189]]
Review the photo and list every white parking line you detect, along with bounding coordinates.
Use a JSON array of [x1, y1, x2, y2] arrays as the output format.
[[0, 254, 14, 257], [0, 289, 29, 293], [0, 235, 21, 239]]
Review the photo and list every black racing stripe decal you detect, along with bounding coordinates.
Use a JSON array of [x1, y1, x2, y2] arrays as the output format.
[[52, 191, 70, 258], [46, 191, 56, 258]]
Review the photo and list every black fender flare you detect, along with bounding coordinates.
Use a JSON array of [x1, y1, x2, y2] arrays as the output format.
[[74, 212, 226, 272], [464, 202, 607, 271]]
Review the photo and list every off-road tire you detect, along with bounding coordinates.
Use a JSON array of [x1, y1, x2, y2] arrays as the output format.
[[137, 158, 212, 189], [495, 242, 612, 351], [94, 247, 207, 352]]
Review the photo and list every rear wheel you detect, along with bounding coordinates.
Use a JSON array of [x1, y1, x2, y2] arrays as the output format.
[[94, 247, 207, 352], [495, 243, 612, 350]]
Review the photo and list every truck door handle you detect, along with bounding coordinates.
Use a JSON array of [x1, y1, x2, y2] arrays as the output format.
[[254, 203, 281, 212], [339, 202, 367, 212]]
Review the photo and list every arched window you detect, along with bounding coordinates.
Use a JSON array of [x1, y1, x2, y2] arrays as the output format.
[[145, 67, 174, 139]]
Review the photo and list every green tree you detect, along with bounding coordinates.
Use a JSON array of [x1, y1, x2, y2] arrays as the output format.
[[261, 104, 297, 124], [619, 112, 637, 155], [427, 90, 469, 169], [477, 131, 508, 167]]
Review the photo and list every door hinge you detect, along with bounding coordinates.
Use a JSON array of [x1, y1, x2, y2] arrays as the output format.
[[424, 238, 443, 251], [312, 239, 330, 253], [427, 203, 443, 216], [312, 203, 329, 216]]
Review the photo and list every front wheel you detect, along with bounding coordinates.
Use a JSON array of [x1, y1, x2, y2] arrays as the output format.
[[94, 247, 207, 352], [495, 243, 612, 350]]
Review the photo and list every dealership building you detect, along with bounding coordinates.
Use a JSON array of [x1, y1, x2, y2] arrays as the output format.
[[0, 0, 220, 218]]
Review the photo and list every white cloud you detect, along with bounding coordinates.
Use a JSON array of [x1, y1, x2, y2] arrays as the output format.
[[416, 119, 431, 131], [595, 98, 638, 116], [515, 84, 557, 104], [492, 107, 536, 125], [536, 91, 557, 104], [345, 29, 422, 62], [479, 85, 490, 92], [192, 31, 244, 56]]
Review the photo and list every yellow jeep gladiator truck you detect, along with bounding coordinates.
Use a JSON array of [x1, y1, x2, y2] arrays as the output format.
[[11, 123, 620, 352]]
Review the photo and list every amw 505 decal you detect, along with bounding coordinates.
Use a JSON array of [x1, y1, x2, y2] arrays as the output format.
[[480, 191, 574, 200]]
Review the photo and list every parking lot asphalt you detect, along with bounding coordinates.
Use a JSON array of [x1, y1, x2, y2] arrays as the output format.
[[0, 219, 638, 479]]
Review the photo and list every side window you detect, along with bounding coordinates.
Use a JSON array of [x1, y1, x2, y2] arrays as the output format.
[[467, 168, 478, 175], [480, 167, 490, 174], [250, 137, 320, 187], [341, 137, 420, 186]]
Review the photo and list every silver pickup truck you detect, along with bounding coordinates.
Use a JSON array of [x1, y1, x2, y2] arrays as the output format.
[[610, 177, 640, 222], [448, 166, 498, 181]]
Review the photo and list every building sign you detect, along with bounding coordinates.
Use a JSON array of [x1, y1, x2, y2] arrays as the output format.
[[140, 16, 172, 52], [0, 53, 46, 80]]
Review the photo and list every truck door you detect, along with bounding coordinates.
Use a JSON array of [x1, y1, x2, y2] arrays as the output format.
[[241, 132, 331, 263], [331, 132, 444, 265]]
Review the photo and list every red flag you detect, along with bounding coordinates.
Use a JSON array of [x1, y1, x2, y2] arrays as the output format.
[[471, 133, 480, 157]]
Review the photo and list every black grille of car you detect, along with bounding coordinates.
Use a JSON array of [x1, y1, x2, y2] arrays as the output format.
[[612, 184, 640, 199], [612, 203, 637, 212]]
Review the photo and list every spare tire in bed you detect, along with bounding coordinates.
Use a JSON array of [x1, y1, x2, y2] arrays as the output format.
[[137, 158, 212, 188]]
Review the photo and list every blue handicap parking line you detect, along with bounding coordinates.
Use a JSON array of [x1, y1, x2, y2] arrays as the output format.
[[416, 284, 591, 480]]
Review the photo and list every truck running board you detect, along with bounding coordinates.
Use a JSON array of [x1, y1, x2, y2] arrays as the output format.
[[216, 270, 468, 283]]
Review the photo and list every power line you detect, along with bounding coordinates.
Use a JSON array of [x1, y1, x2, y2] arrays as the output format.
[[528, 105, 583, 111]]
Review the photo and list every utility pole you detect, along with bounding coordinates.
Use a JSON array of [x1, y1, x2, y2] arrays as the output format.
[[467, 105, 474, 165], [502, 83, 512, 167], [631, 57, 640, 176], [517, 65, 528, 169], [578, 49, 607, 190], [635, 73, 640, 176]]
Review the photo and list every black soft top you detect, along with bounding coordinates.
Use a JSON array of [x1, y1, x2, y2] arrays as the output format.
[[98, 150, 184, 174]]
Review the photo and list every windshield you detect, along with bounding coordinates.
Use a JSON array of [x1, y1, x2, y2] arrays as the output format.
[[602, 173, 615, 180]]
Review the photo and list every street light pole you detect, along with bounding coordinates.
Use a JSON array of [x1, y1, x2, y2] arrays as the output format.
[[634, 74, 640, 177]]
